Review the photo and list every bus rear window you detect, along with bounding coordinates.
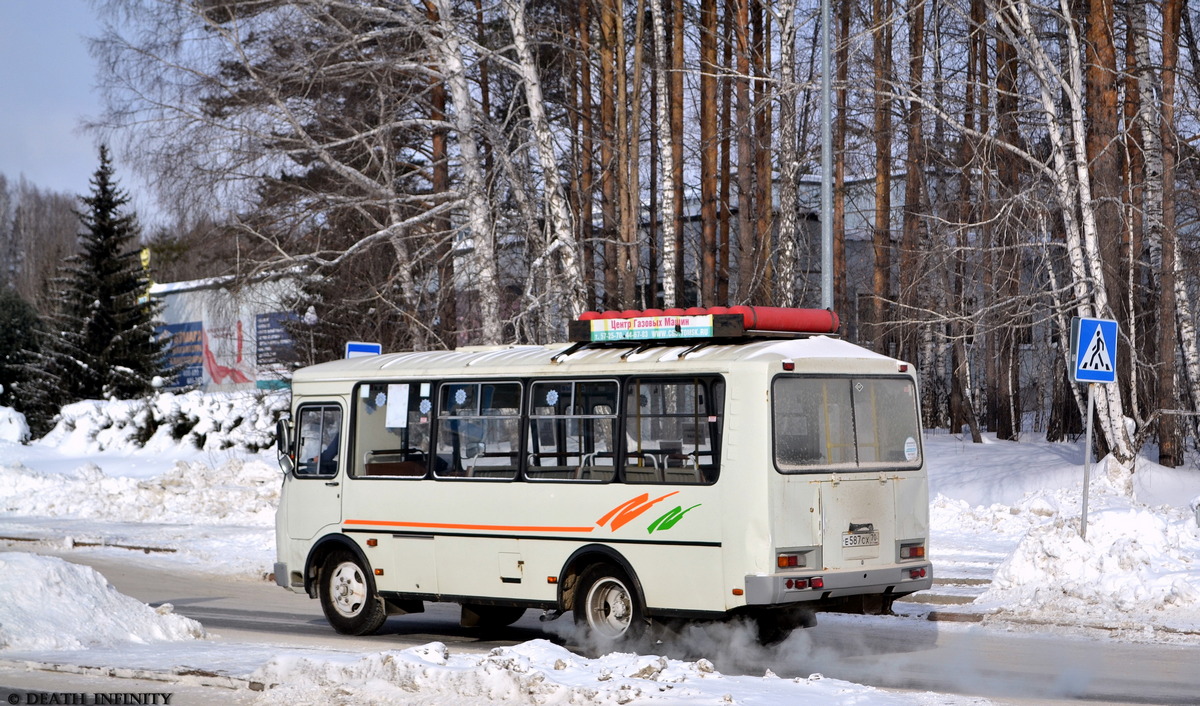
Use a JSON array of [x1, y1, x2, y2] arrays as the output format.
[[773, 376, 921, 473]]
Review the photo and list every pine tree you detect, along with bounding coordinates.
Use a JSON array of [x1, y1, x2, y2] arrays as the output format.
[[24, 146, 169, 433]]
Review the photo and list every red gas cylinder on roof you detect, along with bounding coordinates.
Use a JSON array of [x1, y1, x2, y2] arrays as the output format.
[[728, 306, 839, 334], [578, 306, 838, 334]]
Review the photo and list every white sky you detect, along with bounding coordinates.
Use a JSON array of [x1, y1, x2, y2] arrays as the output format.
[[0, 0, 104, 198]]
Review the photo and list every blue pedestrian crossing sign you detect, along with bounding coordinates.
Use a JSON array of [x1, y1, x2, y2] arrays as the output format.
[[1071, 317, 1117, 384]]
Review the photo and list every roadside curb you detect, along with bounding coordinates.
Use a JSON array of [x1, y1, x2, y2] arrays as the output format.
[[921, 611, 1200, 637], [926, 610, 985, 622], [0, 659, 268, 692], [0, 535, 177, 554]]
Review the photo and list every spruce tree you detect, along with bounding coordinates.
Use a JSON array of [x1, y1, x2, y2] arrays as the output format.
[[0, 287, 41, 410], [25, 146, 169, 432]]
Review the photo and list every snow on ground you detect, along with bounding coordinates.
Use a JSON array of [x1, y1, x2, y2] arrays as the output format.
[[0, 554, 923, 705], [0, 455, 277, 527], [0, 405, 29, 443], [0, 391, 284, 577], [2, 394, 1200, 702], [973, 457, 1200, 631]]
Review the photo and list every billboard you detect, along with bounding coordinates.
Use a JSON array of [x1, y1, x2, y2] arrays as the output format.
[[152, 276, 299, 390]]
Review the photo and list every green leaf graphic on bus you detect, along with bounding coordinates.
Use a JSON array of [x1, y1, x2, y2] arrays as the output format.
[[647, 504, 701, 534]]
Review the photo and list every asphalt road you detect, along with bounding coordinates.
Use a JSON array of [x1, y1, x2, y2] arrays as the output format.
[[5, 547, 1200, 704]]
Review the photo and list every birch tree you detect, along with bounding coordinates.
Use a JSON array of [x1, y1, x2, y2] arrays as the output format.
[[994, 0, 1136, 461], [95, 1, 462, 351], [501, 0, 587, 328], [774, 0, 802, 308], [650, 0, 679, 307]]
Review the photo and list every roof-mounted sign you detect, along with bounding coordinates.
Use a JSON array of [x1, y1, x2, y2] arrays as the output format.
[[345, 341, 383, 358], [569, 306, 839, 343]]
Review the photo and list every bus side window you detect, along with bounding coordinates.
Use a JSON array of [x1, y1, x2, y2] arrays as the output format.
[[623, 377, 721, 485], [296, 405, 342, 478], [436, 382, 520, 479], [354, 383, 433, 478], [526, 380, 617, 482]]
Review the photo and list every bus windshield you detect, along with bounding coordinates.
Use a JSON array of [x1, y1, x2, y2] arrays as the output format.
[[772, 376, 922, 473]]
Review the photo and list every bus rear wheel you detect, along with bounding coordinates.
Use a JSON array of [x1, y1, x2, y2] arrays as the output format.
[[574, 563, 645, 647], [319, 550, 387, 635]]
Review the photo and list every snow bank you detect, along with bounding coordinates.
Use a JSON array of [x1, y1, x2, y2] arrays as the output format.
[[39, 389, 288, 454], [0, 405, 29, 443], [1, 393, 284, 575], [0, 552, 205, 651], [251, 639, 914, 705], [925, 431, 1085, 507], [0, 456, 279, 526], [971, 458, 1200, 632]]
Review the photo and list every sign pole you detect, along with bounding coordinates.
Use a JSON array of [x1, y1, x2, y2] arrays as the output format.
[[1081, 382, 1094, 540], [1071, 316, 1115, 541]]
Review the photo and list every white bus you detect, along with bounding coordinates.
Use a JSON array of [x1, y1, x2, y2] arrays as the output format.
[[273, 307, 932, 645]]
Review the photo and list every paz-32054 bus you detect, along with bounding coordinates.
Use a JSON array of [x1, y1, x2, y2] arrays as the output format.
[[272, 307, 932, 646]]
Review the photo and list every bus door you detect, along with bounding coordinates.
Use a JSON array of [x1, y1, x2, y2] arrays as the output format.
[[286, 403, 346, 540]]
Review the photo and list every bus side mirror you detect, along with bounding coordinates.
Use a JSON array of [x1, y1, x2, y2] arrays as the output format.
[[275, 418, 294, 474]]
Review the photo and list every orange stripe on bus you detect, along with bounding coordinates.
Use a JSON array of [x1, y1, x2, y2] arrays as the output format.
[[344, 519, 596, 533]]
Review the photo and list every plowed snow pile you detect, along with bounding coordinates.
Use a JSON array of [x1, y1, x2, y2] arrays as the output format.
[[972, 459, 1200, 631], [0, 457, 279, 526], [0, 552, 205, 651], [0, 406, 29, 443], [251, 640, 915, 705], [40, 389, 288, 454]]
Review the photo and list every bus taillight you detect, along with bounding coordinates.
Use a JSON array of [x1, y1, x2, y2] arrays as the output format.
[[900, 543, 925, 560], [777, 553, 805, 569], [784, 577, 824, 590]]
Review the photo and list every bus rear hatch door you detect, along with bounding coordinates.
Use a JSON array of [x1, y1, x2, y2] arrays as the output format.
[[819, 475, 895, 566]]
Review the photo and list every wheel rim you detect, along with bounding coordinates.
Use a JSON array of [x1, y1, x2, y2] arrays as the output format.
[[584, 576, 634, 639], [329, 561, 368, 618]]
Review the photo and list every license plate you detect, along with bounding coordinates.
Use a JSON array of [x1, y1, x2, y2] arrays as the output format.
[[842, 531, 880, 548]]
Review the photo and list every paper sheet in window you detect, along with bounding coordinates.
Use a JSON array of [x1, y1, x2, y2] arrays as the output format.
[[386, 384, 410, 428]]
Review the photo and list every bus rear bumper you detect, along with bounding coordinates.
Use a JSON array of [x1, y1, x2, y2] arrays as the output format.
[[743, 563, 933, 605]]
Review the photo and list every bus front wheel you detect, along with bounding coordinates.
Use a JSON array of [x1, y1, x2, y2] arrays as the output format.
[[574, 563, 645, 646], [319, 550, 387, 635]]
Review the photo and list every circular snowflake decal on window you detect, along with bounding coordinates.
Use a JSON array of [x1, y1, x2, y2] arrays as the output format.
[[419, 399, 432, 415], [546, 389, 560, 406], [375, 392, 387, 408], [455, 388, 468, 405]]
